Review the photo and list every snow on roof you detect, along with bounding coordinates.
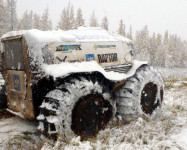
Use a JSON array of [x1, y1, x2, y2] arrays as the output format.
[[68, 27, 131, 42], [1, 29, 75, 43], [1, 27, 131, 43]]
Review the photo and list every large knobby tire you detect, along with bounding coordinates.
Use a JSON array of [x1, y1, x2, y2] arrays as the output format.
[[116, 65, 164, 122], [37, 76, 116, 140]]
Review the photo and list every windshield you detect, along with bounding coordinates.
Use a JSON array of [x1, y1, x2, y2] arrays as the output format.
[[4, 38, 25, 70]]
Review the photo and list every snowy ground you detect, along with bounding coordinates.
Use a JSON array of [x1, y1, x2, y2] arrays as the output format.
[[0, 67, 187, 150]]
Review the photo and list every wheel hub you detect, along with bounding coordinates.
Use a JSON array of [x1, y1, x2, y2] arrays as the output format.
[[71, 94, 113, 138], [141, 82, 160, 114]]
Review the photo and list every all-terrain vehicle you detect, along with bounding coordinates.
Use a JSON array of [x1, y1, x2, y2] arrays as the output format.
[[0, 27, 164, 140]]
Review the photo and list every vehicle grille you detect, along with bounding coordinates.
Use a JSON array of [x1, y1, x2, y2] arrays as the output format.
[[104, 64, 132, 74]]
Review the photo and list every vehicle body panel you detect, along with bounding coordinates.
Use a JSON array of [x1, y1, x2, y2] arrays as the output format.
[[0, 29, 146, 119], [1, 37, 34, 119]]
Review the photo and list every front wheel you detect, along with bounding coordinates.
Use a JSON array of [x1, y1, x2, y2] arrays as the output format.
[[116, 65, 164, 121], [37, 76, 116, 140]]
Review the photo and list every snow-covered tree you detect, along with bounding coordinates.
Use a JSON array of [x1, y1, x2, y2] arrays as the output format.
[[127, 25, 133, 40], [75, 8, 84, 28], [58, 8, 68, 30], [29, 11, 33, 29], [155, 33, 164, 66], [0, 0, 6, 36], [40, 7, 52, 31], [89, 11, 99, 27], [18, 11, 28, 30], [33, 13, 41, 29], [167, 34, 186, 67], [149, 33, 156, 65], [58, 3, 75, 30], [133, 25, 187, 67], [69, 6, 75, 29], [0, 0, 18, 34], [134, 26, 150, 61], [161, 30, 169, 67], [6, 0, 18, 31], [18, 11, 33, 30], [118, 19, 126, 36], [182, 41, 187, 67], [101, 16, 109, 30], [134, 27, 187, 68]]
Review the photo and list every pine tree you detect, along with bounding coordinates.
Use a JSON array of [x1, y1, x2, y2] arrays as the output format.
[[75, 8, 84, 28], [133, 27, 187, 68], [154, 33, 163, 66], [127, 25, 133, 40], [134, 26, 150, 61], [101, 16, 109, 30], [118, 19, 126, 36], [69, 6, 75, 29], [0, 0, 6, 36], [40, 7, 52, 31], [4, 0, 18, 32], [18, 11, 28, 30], [149, 33, 157, 65], [163, 30, 169, 44], [58, 8, 68, 30], [28, 11, 33, 29], [33, 13, 40, 29], [182, 41, 187, 67], [89, 11, 99, 27], [167, 34, 186, 67], [162, 30, 169, 67], [58, 3, 75, 30]]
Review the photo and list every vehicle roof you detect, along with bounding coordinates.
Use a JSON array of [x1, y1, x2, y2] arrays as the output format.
[[1, 27, 131, 43]]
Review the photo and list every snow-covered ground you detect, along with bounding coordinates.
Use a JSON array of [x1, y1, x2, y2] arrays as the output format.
[[0, 67, 186, 150]]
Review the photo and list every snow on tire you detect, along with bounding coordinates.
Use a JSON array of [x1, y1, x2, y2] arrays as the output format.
[[116, 65, 164, 122], [37, 76, 116, 141]]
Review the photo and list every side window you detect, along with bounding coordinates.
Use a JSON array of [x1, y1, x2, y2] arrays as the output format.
[[4, 38, 25, 70]]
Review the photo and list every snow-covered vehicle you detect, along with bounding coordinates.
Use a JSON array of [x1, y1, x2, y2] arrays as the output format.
[[0, 27, 164, 140]]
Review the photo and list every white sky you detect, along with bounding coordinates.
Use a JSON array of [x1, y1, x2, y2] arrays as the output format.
[[16, 0, 187, 40]]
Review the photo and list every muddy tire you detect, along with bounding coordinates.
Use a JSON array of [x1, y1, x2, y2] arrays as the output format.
[[116, 65, 164, 122], [37, 76, 116, 140]]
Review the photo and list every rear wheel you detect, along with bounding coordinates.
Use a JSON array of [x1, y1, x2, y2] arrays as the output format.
[[37, 76, 115, 140], [116, 65, 164, 122], [141, 82, 161, 114], [72, 94, 113, 138]]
